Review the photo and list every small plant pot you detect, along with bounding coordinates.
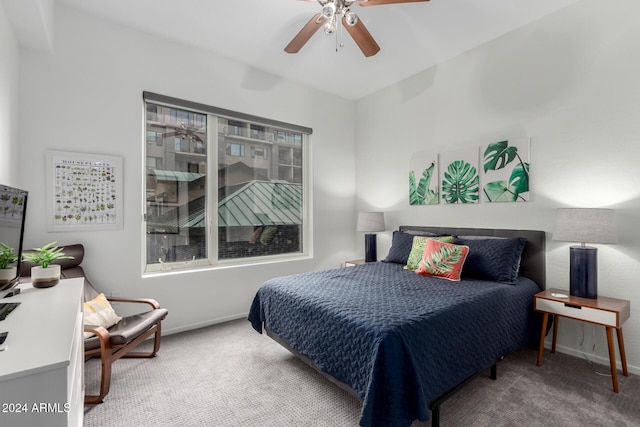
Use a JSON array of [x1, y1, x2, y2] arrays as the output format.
[[0, 266, 17, 285], [31, 265, 61, 288]]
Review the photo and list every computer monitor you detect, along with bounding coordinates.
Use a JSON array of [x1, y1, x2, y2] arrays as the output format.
[[0, 184, 28, 292]]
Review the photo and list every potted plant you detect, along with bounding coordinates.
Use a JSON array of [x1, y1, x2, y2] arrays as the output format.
[[22, 241, 74, 288], [0, 242, 19, 285]]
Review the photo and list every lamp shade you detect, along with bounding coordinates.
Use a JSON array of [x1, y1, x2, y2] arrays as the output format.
[[357, 212, 385, 233], [552, 208, 618, 245]]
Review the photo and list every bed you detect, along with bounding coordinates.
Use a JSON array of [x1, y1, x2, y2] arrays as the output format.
[[248, 226, 546, 426]]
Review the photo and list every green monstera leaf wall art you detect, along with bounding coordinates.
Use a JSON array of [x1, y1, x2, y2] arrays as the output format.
[[408, 141, 529, 206], [440, 147, 479, 204], [409, 152, 438, 205], [482, 138, 530, 202], [442, 160, 479, 204]]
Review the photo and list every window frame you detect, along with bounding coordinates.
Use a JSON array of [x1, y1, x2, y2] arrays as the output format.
[[142, 92, 313, 274]]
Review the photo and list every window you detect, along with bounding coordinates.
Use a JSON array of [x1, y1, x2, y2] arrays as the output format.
[[226, 143, 245, 157], [227, 120, 244, 136], [146, 156, 163, 170], [146, 130, 163, 146], [143, 93, 311, 272], [275, 130, 302, 145], [146, 104, 158, 121], [250, 125, 265, 140], [250, 147, 268, 160]]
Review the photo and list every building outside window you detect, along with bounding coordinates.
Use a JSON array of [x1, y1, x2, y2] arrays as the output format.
[[144, 95, 310, 272]]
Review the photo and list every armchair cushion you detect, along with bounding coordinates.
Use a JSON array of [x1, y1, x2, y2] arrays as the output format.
[[84, 308, 169, 351], [83, 293, 122, 339]]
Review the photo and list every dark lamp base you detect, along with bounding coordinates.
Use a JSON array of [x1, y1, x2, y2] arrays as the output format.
[[364, 234, 378, 263], [569, 246, 597, 299]]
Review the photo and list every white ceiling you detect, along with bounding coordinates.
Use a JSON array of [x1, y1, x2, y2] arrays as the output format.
[[9, 0, 580, 100]]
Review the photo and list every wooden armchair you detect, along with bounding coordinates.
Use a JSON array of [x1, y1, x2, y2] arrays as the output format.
[[21, 244, 169, 404], [82, 280, 169, 404]]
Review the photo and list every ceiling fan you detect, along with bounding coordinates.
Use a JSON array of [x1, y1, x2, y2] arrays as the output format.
[[285, 0, 430, 57]]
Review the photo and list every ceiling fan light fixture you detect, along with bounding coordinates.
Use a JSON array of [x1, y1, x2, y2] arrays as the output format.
[[322, 2, 336, 19], [324, 18, 336, 34], [344, 11, 358, 26]]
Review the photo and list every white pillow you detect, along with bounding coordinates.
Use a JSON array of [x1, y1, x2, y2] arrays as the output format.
[[83, 293, 122, 338]]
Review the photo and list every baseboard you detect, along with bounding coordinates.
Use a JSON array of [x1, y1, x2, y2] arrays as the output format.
[[163, 312, 248, 336], [545, 341, 640, 376]]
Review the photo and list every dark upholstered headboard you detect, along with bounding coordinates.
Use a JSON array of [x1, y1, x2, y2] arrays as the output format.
[[398, 226, 546, 290]]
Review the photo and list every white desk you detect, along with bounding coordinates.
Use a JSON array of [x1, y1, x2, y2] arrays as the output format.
[[0, 278, 84, 427]]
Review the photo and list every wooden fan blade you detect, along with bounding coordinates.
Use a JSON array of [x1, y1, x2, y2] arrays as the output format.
[[285, 13, 325, 54], [359, 0, 429, 6], [342, 17, 381, 57]]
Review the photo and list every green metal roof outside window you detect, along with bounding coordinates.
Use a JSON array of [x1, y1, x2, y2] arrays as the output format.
[[147, 180, 301, 231]]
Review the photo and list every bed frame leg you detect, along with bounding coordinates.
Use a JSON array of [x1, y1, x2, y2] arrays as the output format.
[[431, 403, 440, 427], [429, 359, 500, 425]]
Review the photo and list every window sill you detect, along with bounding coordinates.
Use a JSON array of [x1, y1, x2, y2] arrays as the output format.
[[142, 252, 312, 278]]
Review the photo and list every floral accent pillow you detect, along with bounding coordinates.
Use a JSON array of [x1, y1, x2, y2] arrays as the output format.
[[405, 235, 455, 271], [415, 240, 469, 281]]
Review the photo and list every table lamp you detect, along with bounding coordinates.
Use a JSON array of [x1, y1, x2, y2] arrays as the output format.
[[357, 212, 385, 263], [552, 208, 618, 298]]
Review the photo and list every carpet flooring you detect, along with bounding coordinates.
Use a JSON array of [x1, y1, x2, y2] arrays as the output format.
[[83, 318, 640, 426]]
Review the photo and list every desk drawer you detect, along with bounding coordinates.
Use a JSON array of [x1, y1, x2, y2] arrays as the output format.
[[535, 298, 618, 327]]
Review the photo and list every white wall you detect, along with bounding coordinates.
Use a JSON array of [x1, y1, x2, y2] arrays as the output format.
[[355, 0, 640, 373], [17, 5, 357, 333], [0, 2, 19, 185]]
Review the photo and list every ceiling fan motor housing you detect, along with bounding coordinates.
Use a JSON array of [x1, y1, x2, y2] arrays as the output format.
[[319, 0, 358, 25]]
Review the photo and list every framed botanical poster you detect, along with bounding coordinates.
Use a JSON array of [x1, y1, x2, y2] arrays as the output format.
[[440, 147, 480, 204], [409, 151, 439, 205], [46, 151, 123, 231], [481, 137, 530, 202]]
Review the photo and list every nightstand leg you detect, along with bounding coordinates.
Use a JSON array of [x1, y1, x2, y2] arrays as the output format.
[[606, 327, 619, 393], [537, 313, 549, 366], [617, 328, 628, 377], [551, 315, 558, 354]]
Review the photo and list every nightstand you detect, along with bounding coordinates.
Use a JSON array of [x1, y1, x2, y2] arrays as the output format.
[[344, 259, 366, 267], [534, 288, 630, 392]]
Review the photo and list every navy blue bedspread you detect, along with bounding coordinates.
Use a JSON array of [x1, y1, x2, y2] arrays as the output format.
[[248, 262, 541, 427]]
